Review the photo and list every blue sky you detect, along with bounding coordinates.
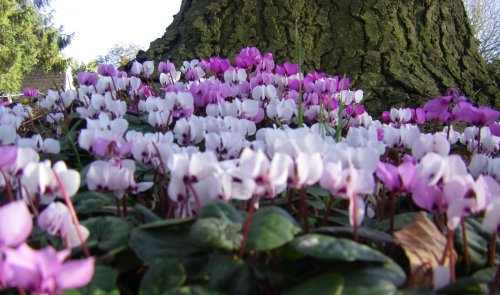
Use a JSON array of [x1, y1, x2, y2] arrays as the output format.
[[51, 0, 182, 63]]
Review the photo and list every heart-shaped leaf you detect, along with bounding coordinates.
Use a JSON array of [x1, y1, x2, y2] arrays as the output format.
[[129, 219, 203, 263], [285, 272, 343, 295], [246, 207, 301, 252], [200, 201, 244, 224], [82, 216, 131, 251], [190, 218, 242, 251], [289, 234, 389, 263], [139, 260, 186, 295]]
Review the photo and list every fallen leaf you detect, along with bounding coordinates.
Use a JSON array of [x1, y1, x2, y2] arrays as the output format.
[[394, 212, 456, 289]]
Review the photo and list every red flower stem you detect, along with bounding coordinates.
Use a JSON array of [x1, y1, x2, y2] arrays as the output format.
[[1, 171, 14, 202], [448, 229, 456, 282], [300, 187, 308, 233], [21, 184, 39, 218], [461, 218, 470, 271], [17, 287, 27, 295], [115, 198, 122, 217], [238, 194, 258, 259], [187, 183, 201, 217], [152, 142, 170, 217], [390, 192, 396, 234], [286, 189, 292, 211], [490, 234, 497, 267], [52, 171, 90, 257], [491, 257, 500, 294], [122, 196, 128, 217], [322, 195, 334, 226]]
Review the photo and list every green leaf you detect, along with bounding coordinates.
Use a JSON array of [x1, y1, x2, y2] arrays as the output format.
[[341, 275, 397, 295], [368, 212, 421, 232], [246, 207, 301, 252], [66, 266, 120, 295], [162, 286, 226, 295], [306, 186, 330, 198], [133, 204, 161, 222], [439, 267, 499, 294], [205, 254, 258, 295], [289, 234, 389, 263], [73, 191, 112, 215], [315, 226, 393, 243], [129, 219, 203, 263], [285, 272, 343, 295], [82, 216, 132, 251], [139, 260, 186, 295], [454, 217, 500, 270], [190, 218, 243, 251], [200, 201, 244, 224]]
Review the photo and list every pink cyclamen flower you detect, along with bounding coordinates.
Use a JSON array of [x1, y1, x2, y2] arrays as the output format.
[[0, 146, 17, 170], [235, 47, 262, 69], [376, 161, 417, 193], [76, 72, 99, 86], [158, 61, 176, 74], [23, 88, 39, 98], [97, 64, 117, 77], [0, 201, 33, 249], [4, 244, 94, 294]]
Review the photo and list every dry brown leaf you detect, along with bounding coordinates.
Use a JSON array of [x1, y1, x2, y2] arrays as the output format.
[[394, 212, 457, 289]]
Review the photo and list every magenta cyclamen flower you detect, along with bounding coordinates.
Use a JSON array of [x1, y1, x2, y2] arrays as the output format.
[[97, 64, 117, 77], [209, 57, 231, 75], [452, 102, 500, 126], [376, 161, 417, 193], [235, 47, 262, 69], [76, 72, 99, 86], [23, 88, 39, 98]]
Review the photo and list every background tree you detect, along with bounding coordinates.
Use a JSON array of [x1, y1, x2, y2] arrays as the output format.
[[0, 0, 70, 94], [95, 43, 145, 68], [463, 0, 499, 62], [137, 0, 498, 113]]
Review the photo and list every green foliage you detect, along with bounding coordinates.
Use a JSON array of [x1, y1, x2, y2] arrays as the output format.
[[95, 42, 144, 68], [0, 0, 68, 93]]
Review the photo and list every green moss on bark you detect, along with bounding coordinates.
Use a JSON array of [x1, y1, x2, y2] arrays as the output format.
[[138, 0, 498, 113]]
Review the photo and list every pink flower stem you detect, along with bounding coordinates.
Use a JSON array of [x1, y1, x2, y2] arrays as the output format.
[[238, 194, 258, 259], [0, 171, 14, 202], [461, 218, 470, 271], [53, 170, 91, 257], [300, 187, 309, 233]]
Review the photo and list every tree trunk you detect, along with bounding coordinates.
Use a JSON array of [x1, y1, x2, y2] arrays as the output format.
[[137, 0, 498, 113]]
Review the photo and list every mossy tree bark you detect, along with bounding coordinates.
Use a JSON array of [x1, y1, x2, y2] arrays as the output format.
[[138, 0, 498, 113]]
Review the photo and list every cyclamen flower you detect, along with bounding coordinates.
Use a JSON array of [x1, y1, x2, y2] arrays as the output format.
[[452, 102, 500, 126], [38, 202, 90, 248], [0, 201, 33, 249], [376, 161, 418, 193], [21, 160, 80, 204], [23, 88, 39, 98], [0, 146, 17, 170], [235, 47, 262, 69], [17, 134, 60, 154], [76, 72, 99, 86], [97, 64, 117, 77], [86, 158, 153, 199], [4, 244, 94, 294]]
